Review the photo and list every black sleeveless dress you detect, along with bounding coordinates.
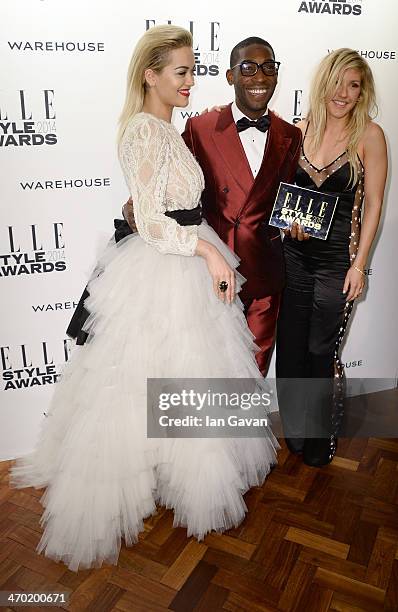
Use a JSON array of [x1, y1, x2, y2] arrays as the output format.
[[276, 129, 364, 458]]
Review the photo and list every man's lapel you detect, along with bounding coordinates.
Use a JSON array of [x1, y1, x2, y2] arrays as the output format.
[[245, 111, 293, 205], [211, 104, 254, 193]]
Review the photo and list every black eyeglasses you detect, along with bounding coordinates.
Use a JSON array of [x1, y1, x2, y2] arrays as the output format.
[[231, 60, 281, 77]]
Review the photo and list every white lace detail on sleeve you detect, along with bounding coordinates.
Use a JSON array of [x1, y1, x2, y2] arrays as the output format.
[[119, 115, 198, 256]]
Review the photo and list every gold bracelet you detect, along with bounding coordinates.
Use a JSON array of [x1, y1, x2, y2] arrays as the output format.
[[353, 265, 365, 276]]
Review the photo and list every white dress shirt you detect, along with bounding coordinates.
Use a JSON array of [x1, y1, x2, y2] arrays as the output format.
[[231, 102, 269, 179]]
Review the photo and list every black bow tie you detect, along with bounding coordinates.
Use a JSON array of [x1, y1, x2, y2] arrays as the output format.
[[236, 115, 270, 133]]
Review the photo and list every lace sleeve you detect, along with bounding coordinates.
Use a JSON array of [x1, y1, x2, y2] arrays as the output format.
[[119, 115, 198, 256]]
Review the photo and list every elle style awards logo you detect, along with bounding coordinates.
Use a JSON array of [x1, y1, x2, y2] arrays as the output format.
[[0, 89, 57, 147], [292, 89, 304, 124], [0, 222, 67, 277], [298, 0, 362, 15], [1, 339, 72, 391], [145, 19, 221, 78]]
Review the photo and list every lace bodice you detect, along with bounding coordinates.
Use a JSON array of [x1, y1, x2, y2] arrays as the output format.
[[119, 112, 204, 256]]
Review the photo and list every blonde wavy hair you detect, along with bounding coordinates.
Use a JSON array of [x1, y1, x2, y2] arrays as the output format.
[[307, 48, 377, 184], [118, 25, 192, 149]]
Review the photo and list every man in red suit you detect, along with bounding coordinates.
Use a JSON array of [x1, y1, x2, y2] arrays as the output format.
[[181, 37, 301, 374], [68, 37, 301, 374]]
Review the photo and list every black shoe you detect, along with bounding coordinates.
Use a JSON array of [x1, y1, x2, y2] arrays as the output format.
[[303, 437, 336, 467], [285, 437, 305, 454]]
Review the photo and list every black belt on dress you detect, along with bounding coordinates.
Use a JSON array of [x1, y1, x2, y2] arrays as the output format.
[[67, 204, 202, 344], [114, 204, 202, 242]]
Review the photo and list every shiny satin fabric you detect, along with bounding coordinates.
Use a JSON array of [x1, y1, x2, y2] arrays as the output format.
[[181, 105, 301, 374], [276, 156, 364, 448], [243, 293, 281, 376], [182, 104, 302, 300]]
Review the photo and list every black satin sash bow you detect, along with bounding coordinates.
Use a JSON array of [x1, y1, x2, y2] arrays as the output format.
[[113, 204, 202, 242], [67, 205, 202, 344], [165, 203, 202, 226]]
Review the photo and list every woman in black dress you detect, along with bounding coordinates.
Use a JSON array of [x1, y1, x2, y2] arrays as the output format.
[[276, 49, 387, 466]]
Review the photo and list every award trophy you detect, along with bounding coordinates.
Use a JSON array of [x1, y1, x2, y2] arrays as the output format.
[[269, 182, 339, 240]]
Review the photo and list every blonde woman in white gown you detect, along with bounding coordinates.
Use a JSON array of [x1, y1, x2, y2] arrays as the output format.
[[11, 25, 278, 572]]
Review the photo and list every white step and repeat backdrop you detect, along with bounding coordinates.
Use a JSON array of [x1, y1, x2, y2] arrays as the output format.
[[1, 0, 397, 460]]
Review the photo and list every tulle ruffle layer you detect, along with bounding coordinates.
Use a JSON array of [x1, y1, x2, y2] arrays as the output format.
[[11, 222, 278, 571]]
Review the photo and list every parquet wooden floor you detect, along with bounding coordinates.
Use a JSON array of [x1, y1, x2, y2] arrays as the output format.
[[1, 393, 398, 611]]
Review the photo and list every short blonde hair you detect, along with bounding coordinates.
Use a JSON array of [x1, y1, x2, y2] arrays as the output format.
[[307, 48, 377, 184], [118, 25, 192, 147]]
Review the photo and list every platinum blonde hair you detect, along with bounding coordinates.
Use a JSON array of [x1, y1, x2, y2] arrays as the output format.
[[307, 48, 377, 184], [118, 25, 192, 148]]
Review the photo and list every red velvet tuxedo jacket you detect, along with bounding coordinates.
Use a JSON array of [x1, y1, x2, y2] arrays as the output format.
[[182, 105, 301, 299]]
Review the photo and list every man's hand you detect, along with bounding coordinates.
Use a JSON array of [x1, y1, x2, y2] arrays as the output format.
[[200, 104, 227, 115], [283, 222, 310, 241], [122, 198, 137, 233]]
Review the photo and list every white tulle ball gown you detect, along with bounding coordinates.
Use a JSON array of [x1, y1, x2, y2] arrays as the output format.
[[10, 113, 279, 572]]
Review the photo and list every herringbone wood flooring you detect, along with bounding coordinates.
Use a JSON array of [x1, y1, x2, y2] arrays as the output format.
[[1, 401, 398, 611]]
